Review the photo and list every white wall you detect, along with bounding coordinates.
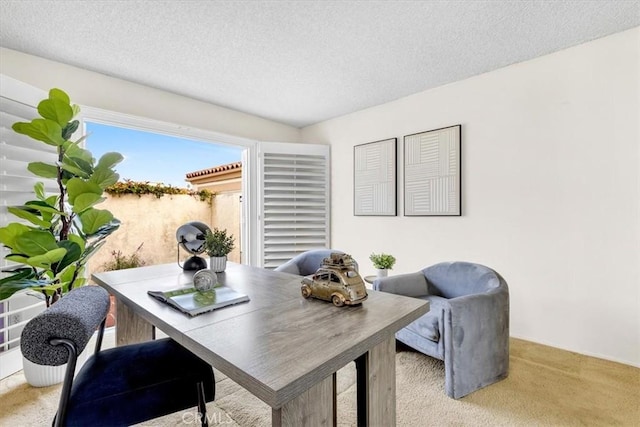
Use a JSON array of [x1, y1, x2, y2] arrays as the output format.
[[0, 48, 301, 143], [302, 28, 640, 366]]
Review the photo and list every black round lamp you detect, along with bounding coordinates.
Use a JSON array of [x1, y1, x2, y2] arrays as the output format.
[[176, 221, 210, 271]]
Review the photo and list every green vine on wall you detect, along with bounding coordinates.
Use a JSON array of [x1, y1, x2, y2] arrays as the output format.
[[105, 179, 214, 203]]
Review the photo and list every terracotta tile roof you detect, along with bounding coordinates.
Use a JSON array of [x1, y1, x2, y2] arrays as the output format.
[[185, 162, 242, 178]]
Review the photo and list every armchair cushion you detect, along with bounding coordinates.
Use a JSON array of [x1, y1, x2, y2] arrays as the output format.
[[405, 309, 439, 342], [67, 338, 215, 426]]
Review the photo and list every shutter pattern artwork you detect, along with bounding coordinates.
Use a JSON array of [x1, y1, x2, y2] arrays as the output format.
[[261, 151, 329, 269], [354, 138, 396, 216], [404, 125, 461, 216]]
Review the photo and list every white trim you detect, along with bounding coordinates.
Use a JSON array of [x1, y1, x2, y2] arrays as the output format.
[[81, 106, 258, 149], [0, 74, 47, 106]]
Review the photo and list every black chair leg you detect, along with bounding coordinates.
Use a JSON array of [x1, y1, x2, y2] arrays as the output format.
[[196, 381, 208, 427]]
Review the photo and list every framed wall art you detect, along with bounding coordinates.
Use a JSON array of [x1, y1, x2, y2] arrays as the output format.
[[404, 125, 461, 216], [353, 138, 397, 216]]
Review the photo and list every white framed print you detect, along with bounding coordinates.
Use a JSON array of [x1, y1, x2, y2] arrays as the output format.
[[404, 125, 461, 216], [354, 138, 397, 216]]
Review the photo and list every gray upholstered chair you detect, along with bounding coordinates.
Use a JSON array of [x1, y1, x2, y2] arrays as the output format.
[[274, 249, 357, 275], [21, 286, 215, 426], [374, 261, 509, 398]]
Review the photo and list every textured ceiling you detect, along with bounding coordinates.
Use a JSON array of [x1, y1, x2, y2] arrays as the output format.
[[1, 1, 638, 128]]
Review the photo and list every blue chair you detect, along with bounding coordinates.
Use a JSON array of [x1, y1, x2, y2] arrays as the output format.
[[274, 249, 357, 275], [21, 286, 215, 426], [374, 261, 509, 398]]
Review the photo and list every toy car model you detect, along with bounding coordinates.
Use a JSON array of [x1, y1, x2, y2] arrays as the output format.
[[300, 253, 368, 307]]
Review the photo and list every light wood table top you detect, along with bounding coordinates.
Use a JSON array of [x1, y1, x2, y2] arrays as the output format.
[[92, 262, 428, 426]]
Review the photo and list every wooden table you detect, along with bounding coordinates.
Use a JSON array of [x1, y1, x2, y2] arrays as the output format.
[[92, 262, 428, 426]]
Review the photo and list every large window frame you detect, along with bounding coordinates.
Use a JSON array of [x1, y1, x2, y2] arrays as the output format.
[[80, 106, 261, 266]]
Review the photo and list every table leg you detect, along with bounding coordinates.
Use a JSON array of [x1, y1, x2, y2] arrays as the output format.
[[115, 299, 154, 346], [355, 336, 396, 427], [272, 373, 334, 427]]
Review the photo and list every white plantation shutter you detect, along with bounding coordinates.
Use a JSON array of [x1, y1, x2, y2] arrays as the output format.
[[0, 75, 56, 379], [258, 142, 330, 269]]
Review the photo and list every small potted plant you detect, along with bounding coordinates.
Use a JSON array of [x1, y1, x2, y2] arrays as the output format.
[[369, 253, 396, 278], [203, 228, 235, 272]]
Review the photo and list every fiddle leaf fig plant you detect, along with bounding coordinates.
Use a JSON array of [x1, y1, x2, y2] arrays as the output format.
[[0, 88, 122, 306]]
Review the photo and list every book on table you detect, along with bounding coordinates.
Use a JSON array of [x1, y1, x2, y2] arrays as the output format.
[[148, 285, 250, 316]]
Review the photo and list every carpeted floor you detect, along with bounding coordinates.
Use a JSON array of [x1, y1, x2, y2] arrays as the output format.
[[1, 338, 638, 426]]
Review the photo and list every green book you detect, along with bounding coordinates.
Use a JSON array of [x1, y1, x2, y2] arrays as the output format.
[[148, 285, 249, 316]]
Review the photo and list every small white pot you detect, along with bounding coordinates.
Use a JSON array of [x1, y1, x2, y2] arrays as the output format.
[[22, 348, 89, 387], [209, 256, 228, 272], [376, 268, 388, 279]]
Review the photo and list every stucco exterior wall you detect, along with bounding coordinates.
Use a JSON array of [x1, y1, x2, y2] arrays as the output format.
[[87, 192, 240, 275]]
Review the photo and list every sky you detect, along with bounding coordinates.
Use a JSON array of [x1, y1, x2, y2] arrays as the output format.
[[86, 122, 242, 188]]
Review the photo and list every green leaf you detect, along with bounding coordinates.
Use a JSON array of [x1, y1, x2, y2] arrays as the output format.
[[0, 278, 48, 301], [67, 233, 86, 253], [57, 264, 76, 284], [72, 193, 104, 213], [54, 240, 82, 272], [26, 248, 67, 269], [37, 98, 73, 127], [34, 182, 46, 200], [64, 143, 93, 164], [60, 162, 90, 178], [66, 178, 102, 204], [78, 208, 114, 235], [5, 254, 29, 264], [25, 200, 64, 216], [0, 268, 34, 284], [61, 120, 79, 140], [0, 223, 31, 248], [31, 282, 69, 295], [48, 88, 70, 105], [12, 119, 65, 146], [45, 195, 58, 206], [90, 167, 119, 188], [7, 206, 50, 228], [27, 161, 59, 179], [14, 230, 59, 256], [97, 152, 124, 170]]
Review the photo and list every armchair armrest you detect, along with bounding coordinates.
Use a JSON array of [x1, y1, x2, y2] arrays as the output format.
[[373, 272, 429, 297], [441, 286, 509, 398]]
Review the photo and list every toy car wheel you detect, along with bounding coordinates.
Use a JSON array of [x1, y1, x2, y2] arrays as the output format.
[[301, 285, 312, 298], [332, 294, 345, 307]]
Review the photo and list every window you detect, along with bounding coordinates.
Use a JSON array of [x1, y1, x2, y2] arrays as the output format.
[[258, 142, 330, 269]]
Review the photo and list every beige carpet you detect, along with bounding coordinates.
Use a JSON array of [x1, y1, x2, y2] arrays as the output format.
[[1, 338, 638, 426]]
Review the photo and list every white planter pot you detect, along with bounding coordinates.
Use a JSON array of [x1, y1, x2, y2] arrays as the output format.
[[376, 268, 388, 279], [22, 347, 89, 387], [209, 256, 228, 273]]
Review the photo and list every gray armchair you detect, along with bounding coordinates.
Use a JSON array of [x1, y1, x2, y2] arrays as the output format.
[[374, 261, 509, 398], [274, 249, 357, 275]]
